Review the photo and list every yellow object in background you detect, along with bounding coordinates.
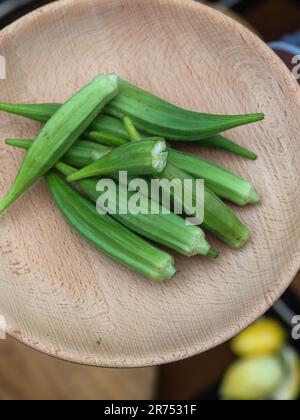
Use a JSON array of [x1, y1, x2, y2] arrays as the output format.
[[220, 356, 284, 400], [231, 318, 286, 358]]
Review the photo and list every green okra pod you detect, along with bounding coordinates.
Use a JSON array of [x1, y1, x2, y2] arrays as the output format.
[[0, 74, 119, 213], [156, 163, 250, 248], [168, 148, 260, 206], [104, 78, 264, 141], [45, 172, 176, 282], [197, 135, 257, 160], [7, 139, 216, 258], [57, 162, 215, 258], [67, 139, 168, 182], [0, 102, 258, 158], [6, 138, 112, 168]]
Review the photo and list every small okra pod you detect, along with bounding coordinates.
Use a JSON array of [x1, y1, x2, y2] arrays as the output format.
[[104, 77, 265, 141], [45, 172, 176, 282], [0, 74, 119, 213], [168, 148, 260, 206], [67, 139, 168, 182]]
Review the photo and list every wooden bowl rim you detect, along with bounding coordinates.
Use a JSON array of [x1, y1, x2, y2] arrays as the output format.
[[0, 0, 300, 367]]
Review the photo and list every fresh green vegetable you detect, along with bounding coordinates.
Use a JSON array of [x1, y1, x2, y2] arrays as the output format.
[[67, 139, 168, 182], [59, 162, 215, 257], [7, 139, 216, 257], [45, 172, 176, 282], [123, 116, 142, 141], [6, 138, 112, 168], [198, 135, 257, 160], [0, 102, 258, 158], [156, 163, 250, 248], [0, 102, 131, 144], [168, 148, 260, 206], [105, 78, 264, 141], [0, 74, 119, 213]]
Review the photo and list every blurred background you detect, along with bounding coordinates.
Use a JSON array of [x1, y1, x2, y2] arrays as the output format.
[[0, 0, 299, 400]]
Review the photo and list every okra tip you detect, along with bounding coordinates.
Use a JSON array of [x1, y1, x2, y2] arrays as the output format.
[[207, 248, 219, 259]]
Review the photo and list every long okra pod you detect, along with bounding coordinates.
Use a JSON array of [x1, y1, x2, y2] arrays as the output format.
[[156, 163, 250, 248], [0, 102, 258, 158], [104, 78, 264, 141], [0, 74, 118, 213], [67, 139, 168, 182], [45, 173, 176, 282], [168, 148, 260, 206]]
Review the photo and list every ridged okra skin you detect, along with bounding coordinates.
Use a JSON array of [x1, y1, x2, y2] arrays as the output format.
[[0, 102, 258, 158], [6, 139, 112, 168], [45, 172, 176, 282], [67, 139, 168, 182], [105, 78, 264, 141], [56, 162, 213, 258], [156, 163, 250, 248], [6, 139, 215, 258], [168, 148, 260, 206], [0, 74, 119, 213]]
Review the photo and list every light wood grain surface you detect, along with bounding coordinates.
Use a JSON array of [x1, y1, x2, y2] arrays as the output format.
[[0, 0, 299, 367]]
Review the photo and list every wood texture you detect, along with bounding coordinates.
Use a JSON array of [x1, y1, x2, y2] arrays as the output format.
[[0, 0, 300, 367], [0, 337, 156, 400]]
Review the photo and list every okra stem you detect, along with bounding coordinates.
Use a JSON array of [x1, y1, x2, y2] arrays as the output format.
[[0, 74, 119, 213], [123, 117, 142, 141], [45, 172, 176, 282], [168, 148, 260, 206], [67, 139, 168, 182]]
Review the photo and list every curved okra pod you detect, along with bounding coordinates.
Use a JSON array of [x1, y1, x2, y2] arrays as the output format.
[[0, 74, 119, 213], [104, 78, 264, 141], [156, 163, 250, 248], [67, 139, 168, 182], [45, 172, 176, 282], [197, 135, 257, 160], [0, 102, 258, 158], [168, 148, 260, 206]]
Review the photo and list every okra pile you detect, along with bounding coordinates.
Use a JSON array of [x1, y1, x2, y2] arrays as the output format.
[[0, 74, 264, 282]]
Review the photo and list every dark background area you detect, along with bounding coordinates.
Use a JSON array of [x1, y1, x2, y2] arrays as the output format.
[[1, 0, 300, 41]]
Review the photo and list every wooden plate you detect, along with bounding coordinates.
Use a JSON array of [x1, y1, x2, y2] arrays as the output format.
[[0, 0, 299, 367]]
